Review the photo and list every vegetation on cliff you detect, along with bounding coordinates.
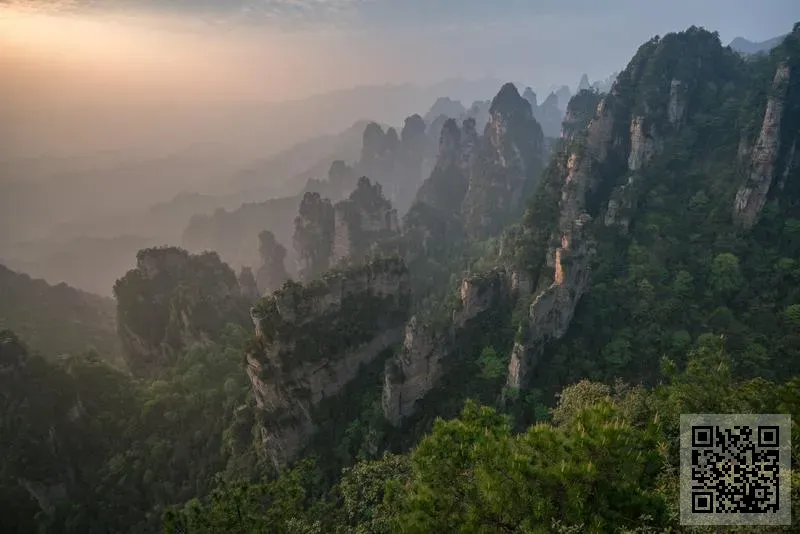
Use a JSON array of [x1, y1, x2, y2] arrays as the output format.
[[114, 247, 251, 376]]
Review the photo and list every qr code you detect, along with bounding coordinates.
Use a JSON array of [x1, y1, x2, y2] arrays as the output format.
[[680, 414, 791, 526]]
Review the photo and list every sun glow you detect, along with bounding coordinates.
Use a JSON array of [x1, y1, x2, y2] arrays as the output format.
[[0, 6, 305, 103]]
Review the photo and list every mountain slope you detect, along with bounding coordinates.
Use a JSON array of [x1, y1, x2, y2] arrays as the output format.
[[0, 264, 122, 364], [502, 24, 800, 397]]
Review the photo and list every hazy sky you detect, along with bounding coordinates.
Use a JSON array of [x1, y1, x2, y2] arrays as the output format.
[[3, 0, 798, 98], [2, 0, 798, 160]]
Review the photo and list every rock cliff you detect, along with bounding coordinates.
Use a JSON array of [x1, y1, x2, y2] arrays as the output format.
[[238, 267, 260, 301], [506, 27, 743, 391], [354, 119, 434, 216], [382, 268, 514, 425], [113, 247, 250, 376], [413, 118, 475, 213], [561, 89, 602, 141], [332, 177, 400, 265], [463, 83, 546, 238], [182, 195, 299, 278], [256, 230, 289, 294], [733, 62, 793, 228], [294, 179, 400, 279], [246, 257, 411, 467], [533, 93, 565, 138], [293, 192, 335, 282]]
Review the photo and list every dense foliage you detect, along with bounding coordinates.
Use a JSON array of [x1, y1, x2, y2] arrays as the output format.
[[0, 325, 254, 534], [162, 342, 800, 533]]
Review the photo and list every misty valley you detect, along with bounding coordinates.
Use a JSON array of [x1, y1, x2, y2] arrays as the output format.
[[2, 4, 800, 533]]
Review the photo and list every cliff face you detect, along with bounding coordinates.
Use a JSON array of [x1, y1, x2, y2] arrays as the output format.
[[114, 247, 250, 376], [532, 92, 565, 138], [733, 62, 793, 228], [302, 160, 359, 203], [506, 27, 743, 391], [238, 267, 260, 301], [293, 192, 335, 282], [354, 119, 434, 216], [382, 268, 514, 425], [256, 230, 289, 294], [413, 118, 475, 214], [463, 83, 546, 238], [332, 177, 400, 265], [561, 89, 603, 141], [295, 179, 400, 280], [182, 195, 299, 277], [247, 258, 411, 467]]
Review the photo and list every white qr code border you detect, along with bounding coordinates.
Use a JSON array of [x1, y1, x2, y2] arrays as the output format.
[[680, 414, 792, 526]]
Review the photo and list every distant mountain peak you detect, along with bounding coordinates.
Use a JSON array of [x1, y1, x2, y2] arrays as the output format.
[[728, 33, 787, 55]]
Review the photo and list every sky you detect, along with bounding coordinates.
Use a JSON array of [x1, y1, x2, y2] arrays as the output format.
[[1, 0, 798, 160], [2, 0, 798, 98]]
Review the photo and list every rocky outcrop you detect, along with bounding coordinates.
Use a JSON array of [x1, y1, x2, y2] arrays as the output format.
[[256, 230, 289, 294], [382, 268, 514, 425], [424, 97, 467, 125], [777, 139, 797, 191], [413, 118, 476, 213], [733, 63, 792, 229], [533, 92, 565, 138], [114, 247, 250, 376], [578, 74, 591, 92], [561, 89, 603, 140], [360, 123, 395, 177], [507, 215, 594, 389], [523, 87, 538, 109], [182, 195, 299, 278], [463, 83, 546, 238], [247, 258, 411, 467], [303, 160, 359, 202], [452, 270, 512, 325], [555, 85, 572, 111], [332, 177, 400, 264], [295, 178, 399, 274], [293, 192, 335, 282], [382, 317, 448, 426], [627, 116, 661, 171], [506, 103, 610, 389], [668, 79, 687, 125], [238, 267, 260, 301], [591, 72, 619, 94], [465, 100, 491, 132], [354, 118, 435, 216]]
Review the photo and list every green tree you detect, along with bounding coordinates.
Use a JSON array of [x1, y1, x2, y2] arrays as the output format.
[[709, 253, 743, 297]]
